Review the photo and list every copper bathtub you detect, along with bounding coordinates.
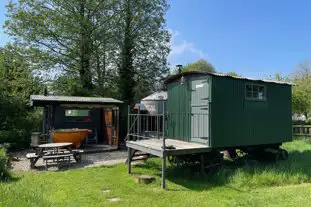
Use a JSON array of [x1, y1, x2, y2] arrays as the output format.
[[51, 129, 91, 148]]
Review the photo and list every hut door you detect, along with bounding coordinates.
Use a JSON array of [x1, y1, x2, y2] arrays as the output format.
[[191, 78, 210, 145], [103, 110, 118, 146]]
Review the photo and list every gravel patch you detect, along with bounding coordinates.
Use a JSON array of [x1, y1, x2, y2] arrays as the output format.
[[9, 149, 128, 172]]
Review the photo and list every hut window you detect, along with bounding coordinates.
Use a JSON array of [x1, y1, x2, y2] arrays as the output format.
[[245, 84, 266, 100], [65, 109, 90, 117]]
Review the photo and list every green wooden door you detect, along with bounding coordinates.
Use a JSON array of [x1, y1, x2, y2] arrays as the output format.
[[191, 77, 210, 145]]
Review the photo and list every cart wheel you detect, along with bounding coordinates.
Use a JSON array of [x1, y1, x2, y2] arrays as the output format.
[[279, 149, 288, 160], [75, 153, 82, 163], [168, 156, 176, 165]]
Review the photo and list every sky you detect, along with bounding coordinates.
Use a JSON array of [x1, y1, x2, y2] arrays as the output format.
[[1, 0, 311, 78]]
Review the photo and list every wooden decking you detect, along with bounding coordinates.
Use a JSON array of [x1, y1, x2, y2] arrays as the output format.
[[126, 138, 211, 157], [126, 138, 211, 189]]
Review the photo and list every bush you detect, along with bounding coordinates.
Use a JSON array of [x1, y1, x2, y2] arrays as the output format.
[[0, 109, 43, 150], [0, 147, 10, 180]]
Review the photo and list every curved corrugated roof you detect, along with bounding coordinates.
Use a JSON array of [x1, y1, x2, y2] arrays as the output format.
[[164, 71, 293, 85], [141, 91, 167, 101]]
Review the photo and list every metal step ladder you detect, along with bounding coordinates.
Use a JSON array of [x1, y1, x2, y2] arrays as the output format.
[[126, 150, 150, 163]]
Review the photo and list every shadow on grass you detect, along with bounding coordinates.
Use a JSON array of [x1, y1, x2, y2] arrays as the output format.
[[134, 150, 311, 191], [0, 174, 20, 183]]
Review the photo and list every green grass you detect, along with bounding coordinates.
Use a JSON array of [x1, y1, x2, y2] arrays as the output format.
[[1, 138, 311, 207]]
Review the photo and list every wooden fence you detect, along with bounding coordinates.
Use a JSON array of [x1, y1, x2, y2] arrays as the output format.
[[293, 125, 311, 136]]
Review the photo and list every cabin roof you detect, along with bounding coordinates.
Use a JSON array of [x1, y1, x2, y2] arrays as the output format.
[[164, 71, 293, 85], [142, 91, 167, 101], [30, 95, 123, 107]]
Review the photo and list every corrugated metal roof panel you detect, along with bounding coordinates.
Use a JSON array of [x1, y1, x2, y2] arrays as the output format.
[[164, 71, 293, 85], [142, 91, 167, 101], [30, 95, 123, 105]]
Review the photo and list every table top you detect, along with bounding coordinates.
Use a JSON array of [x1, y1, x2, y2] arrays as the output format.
[[38, 142, 72, 148]]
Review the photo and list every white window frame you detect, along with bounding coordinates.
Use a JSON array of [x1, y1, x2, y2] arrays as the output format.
[[245, 84, 267, 101]]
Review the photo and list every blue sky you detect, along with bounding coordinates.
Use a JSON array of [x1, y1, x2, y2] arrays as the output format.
[[166, 0, 311, 78], [1, 0, 311, 78]]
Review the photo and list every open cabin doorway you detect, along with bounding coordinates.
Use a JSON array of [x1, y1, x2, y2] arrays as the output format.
[[103, 108, 119, 146]]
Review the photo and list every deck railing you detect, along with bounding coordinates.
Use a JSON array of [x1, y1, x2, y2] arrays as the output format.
[[127, 103, 166, 152], [293, 125, 311, 137], [126, 104, 210, 148]]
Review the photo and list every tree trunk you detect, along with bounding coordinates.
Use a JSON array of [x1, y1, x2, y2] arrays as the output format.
[[119, 0, 135, 105], [79, 0, 92, 93]]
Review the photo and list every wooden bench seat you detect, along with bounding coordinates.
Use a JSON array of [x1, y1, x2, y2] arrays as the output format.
[[42, 153, 73, 160], [43, 153, 73, 169], [43, 149, 84, 154], [72, 149, 84, 153], [26, 153, 39, 159]]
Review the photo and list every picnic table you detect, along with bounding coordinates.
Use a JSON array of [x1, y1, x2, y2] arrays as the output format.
[[26, 142, 83, 169]]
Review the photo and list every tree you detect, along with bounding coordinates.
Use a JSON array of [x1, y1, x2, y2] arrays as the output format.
[[270, 69, 311, 119], [292, 64, 311, 119], [112, 0, 170, 104], [5, 0, 119, 94], [0, 44, 43, 148], [5, 0, 170, 102], [181, 59, 215, 73], [268, 73, 291, 82], [226, 72, 241, 77]]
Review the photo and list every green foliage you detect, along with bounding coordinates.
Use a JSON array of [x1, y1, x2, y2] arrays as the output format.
[[0, 44, 43, 149], [181, 59, 216, 73], [0, 147, 10, 180], [115, 0, 170, 104], [5, 0, 170, 101], [292, 66, 311, 119], [226, 71, 241, 77], [270, 71, 311, 119]]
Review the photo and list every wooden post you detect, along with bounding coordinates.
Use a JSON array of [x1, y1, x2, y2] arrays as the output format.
[[162, 151, 166, 189], [43, 106, 48, 134], [128, 147, 132, 174], [116, 108, 120, 147]]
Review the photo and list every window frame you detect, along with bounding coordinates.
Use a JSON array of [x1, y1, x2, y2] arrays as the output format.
[[65, 109, 90, 117], [245, 83, 267, 101]]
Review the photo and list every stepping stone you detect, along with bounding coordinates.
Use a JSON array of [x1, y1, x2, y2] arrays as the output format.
[[107, 197, 120, 202], [135, 175, 155, 184]]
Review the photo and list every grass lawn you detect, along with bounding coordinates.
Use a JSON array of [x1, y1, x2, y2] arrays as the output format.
[[1, 138, 311, 207]]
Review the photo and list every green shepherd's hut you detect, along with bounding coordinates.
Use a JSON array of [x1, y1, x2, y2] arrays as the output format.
[[164, 71, 292, 151]]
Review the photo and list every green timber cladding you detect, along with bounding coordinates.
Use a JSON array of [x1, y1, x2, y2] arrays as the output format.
[[165, 72, 292, 149]]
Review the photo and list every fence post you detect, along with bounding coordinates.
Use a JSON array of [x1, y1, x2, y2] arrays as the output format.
[[161, 101, 166, 189], [137, 106, 140, 138], [162, 150, 166, 189], [162, 101, 165, 149], [127, 105, 130, 141]]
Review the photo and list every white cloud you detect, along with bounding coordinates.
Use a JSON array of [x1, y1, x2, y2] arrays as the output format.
[[168, 29, 206, 61]]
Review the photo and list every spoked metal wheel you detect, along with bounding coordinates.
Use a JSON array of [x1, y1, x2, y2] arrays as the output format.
[[278, 149, 289, 160]]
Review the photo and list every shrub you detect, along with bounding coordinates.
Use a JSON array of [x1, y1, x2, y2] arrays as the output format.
[[0, 147, 10, 180], [0, 109, 43, 150]]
